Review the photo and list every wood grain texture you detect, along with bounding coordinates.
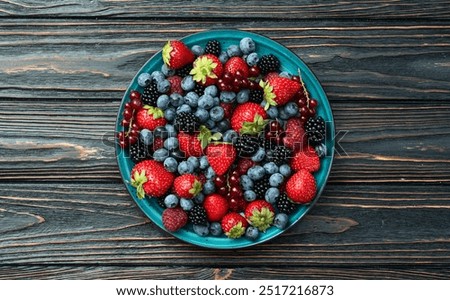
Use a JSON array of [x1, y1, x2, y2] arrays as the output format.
[[0, 0, 449, 19], [0, 183, 449, 266], [0, 19, 449, 100]]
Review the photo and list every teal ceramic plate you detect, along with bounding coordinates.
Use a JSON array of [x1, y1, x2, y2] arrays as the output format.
[[115, 29, 334, 249]]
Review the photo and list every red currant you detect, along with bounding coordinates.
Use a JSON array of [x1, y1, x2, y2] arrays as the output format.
[[129, 90, 141, 101], [123, 108, 133, 121], [309, 98, 318, 108], [130, 98, 142, 110], [223, 73, 233, 83], [292, 75, 300, 82], [214, 176, 227, 188], [249, 66, 260, 77]]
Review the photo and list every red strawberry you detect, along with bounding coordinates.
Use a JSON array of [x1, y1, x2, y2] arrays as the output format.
[[190, 54, 223, 86], [152, 137, 164, 151], [224, 57, 249, 78], [173, 174, 202, 199], [203, 194, 229, 222], [136, 106, 167, 131], [167, 75, 183, 95], [221, 212, 248, 239], [162, 207, 188, 232], [244, 200, 275, 232], [264, 72, 279, 81], [283, 118, 306, 151], [178, 125, 221, 157], [206, 143, 237, 176], [285, 169, 317, 204], [162, 40, 195, 69], [236, 158, 256, 175], [231, 102, 268, 134], [291, 146, 320, 172], [260, 76, 301, 109], [130, 160, 174, 199]]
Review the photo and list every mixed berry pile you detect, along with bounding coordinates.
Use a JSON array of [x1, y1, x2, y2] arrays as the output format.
[[117, 37, 326, 240]]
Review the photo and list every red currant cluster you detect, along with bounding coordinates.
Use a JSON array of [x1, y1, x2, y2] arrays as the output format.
[[291, 75, 319, 123], [117, 90, 143, 148], [265, 120, 285, 146], [217, 66, 261, 92]]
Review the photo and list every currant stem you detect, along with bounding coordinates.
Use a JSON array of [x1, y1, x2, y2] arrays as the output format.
[[297, 68, 311, 109]]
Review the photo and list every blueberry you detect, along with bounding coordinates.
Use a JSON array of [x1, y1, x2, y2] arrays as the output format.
[[269, 173, 284, 187], [163, 157, 178, 173], [279, 164, 292, 177], [274, 213, 289, 229], [223, 129, 238, 143], [266, 106, 279, 119], [193, 224, 209, 236], [194, 108, 210, 123], [212, 97, 220, 106], [164, 137, 179, 151], [178, 161, 194, 175], [184, 91, 199, 108], [139, 129, 153, 146], [199, 156, 209, 169], [164, 107, 176, 121], [219, 51, 229, 64], [205, 119, 215, 129], [245, 226, 259, 240], [265, 187, 280, 204], [284, 102, 299, 117], [165, 124, 177, 137], [263, 162, 279, 174], [176, 104, 192, 114], [239, 37, 256, 54], [150, 70, 165, 83], [236, 89, 250, 104], [209, 222, 223, 236], [154, 126, 168, 139], [193, 192, 205, 204], [220, 91, 236, 103], [203, 180, 215, 195], [198, 94, 214, 109], [244, 190, 257, 202], [246, 52, 259, 67], [247, 165, 266, 181], [157, 79, 170, 93], [279, 71, 292, 79], [153, 148, 169, 162], [187, 156, 199, 169], [209, 106, 225, 122], [180, 198, 194, 211], [240, 175, 254, 191], [170, 93, 184, 107], [251, 147, 266, 162], [204, 85, 218, 97], [164, 194, 179, 208], [191, 45, 204, 56], [315, 143, 327, 158], [181, 75, 195, 91], [216, 119, 230, 132], [278, 107, 290, 120], [227, 44, 242, 57], [205, 166, 216, 179], [156, 94, 170, 110], [137, 73, 152, 87], [169, 148, 186, 161], [161, 64, 175, 76]]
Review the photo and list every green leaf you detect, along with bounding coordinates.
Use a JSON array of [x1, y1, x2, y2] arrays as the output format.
[[225, 222, 246, 239], [130, 170, 148, 200], [188, 179, 203, 197], [190, 56, 217, 84], [162, 41, 172, 67], [147, 106, 164, 119], [260, 79, 277, 110], [249, 207, 274, 232], [240, 114, 269, 135]]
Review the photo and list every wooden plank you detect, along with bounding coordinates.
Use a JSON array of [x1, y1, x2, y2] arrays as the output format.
[[0, 266, 448, 280], [0, 183, 449, 266], [0, 1, 449, 20], [0, 100, 449, 184], [0, 19, 449, 100]]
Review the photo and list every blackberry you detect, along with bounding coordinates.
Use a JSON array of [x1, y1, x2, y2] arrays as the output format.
[[141, 80, 160, 106], [156, 196, 166, 208], [188, 205, 208, 225], [193, 83, 205, 96], [276, 193, 297, 214], [204, 40, 221, 56], [176, 63, 193, 78], [253, 175, 270, 199], [305, 116, 326, 146], [268, 145, 292, 165], [174, 112, 200, 134], [234, 134, 260, 157], [257, 54, 280, 75], [129, 141, 151, 163], [249, 89, 264, 103]]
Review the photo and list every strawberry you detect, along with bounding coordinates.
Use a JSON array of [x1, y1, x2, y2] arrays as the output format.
[[224, 57, 249, 78], [167, 75, 184, 95], [206, 143, 237, 176], [152, 137, 164, 151], [162, 207, 188, 232], [130, 160, 174, 199], [203, 194, 229, 222], [283, 117, 306, 151], [285, 169, 317, 204], [221, 212, 248, 239], [244, 199, 275, 232], [291, 146, 320, 172], [162, 40, 195, 69], [174, 174, 202, 199], [231, 102, 268, 135], [136, 105, 167, 131], [178, 125, 221, 157], [260, 76, 301, 109], [190, 54, 223, 86], [264, 72, 279, 81]]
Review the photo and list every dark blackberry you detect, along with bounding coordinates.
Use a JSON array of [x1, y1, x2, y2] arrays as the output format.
[[129, 140, 151, 163], [305, 116, 326, 146], [254, 175, 270, 199], [156, 196, 166, 208], [193, 83, 205, 96], [276, 193, 297, 214], [234, 134, 260, 157], [174, 112, 200, 134], [249, 89, 264, 103], [176, 63, 193, 78], [141, 80, 160, 106], [268, 145, 292, 165], [257, 54, 280, 75], [188, 205, 208, 225], [204, 40, 221, 56]]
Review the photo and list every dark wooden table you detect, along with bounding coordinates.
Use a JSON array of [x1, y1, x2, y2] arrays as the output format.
[[1, 1, 449, 280]]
